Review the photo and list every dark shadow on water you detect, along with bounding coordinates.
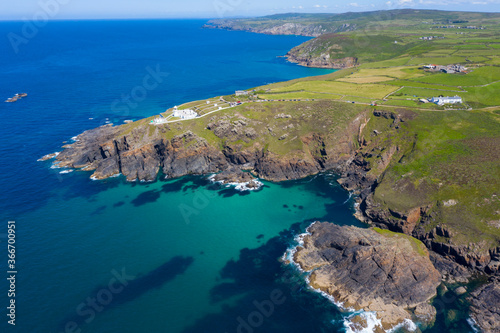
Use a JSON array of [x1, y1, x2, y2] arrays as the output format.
[[276, 173, 345, 200], [61, 172, 122, 202], [59, 256, 194, 331], [128, 175, 210, 206], [131, 189, 161, 206], [113, 201, 125, 207], [217, 188, 253, 198], [181, 224, 344, 333]]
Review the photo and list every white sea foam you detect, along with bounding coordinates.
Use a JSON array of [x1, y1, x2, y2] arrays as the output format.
[[90, 173, 120, 181], [387, 318, 417, 333], [284, 222, 350, 311], [37, 151, 60, 162], [283, 222, 315, 272], [208, 174, 263, 191], [343, 192, 353, 205], [343, 311, 383, 333], [467, 317, 480, 333], [306, 275, 348, 309], [59, 170, 73, 174], [50, 162, 63, 169]]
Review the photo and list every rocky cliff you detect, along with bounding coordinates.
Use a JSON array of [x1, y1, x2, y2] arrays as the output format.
[[333, 108, 500, 332], [285, 32, 363, 69], [56, 126, 227, 182], [46, 102, 500, 331], [294, 222, 441, 330], [203, 20, 355, 37], [50, 101, 367, 183]]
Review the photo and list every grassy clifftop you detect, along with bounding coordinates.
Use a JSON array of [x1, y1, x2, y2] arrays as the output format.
[[84, 9, 500, 254], [205, 9, 500, 37]]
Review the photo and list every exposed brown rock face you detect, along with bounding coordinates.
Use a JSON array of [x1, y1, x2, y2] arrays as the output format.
[[286, 54, 358, 69], [468, 279, 500, 333], [52, 113, 355, 182], [254, 152, 319, 182], [293, 222, 441, 329], [56, 127, 228, 182]]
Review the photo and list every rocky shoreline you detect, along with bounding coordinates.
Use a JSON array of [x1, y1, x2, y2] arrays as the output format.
[[292, 222, 441, 331], [286, 52, 358, 69], [203, 20, 356, 38], [208, 167, 263, 191], [42, 107, 499, 331]]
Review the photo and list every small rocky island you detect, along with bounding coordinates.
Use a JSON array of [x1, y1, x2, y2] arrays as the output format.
[[5, 93, 27, 103], [293, 222, 441, 330]]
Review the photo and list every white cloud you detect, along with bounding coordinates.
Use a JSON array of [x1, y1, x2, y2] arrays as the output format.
[[298, 5, 304, 9], [314, 4, 321, 7], [398, 0, 414, 5], [472, 1, 487, 3], [349, 2, 360, 6]]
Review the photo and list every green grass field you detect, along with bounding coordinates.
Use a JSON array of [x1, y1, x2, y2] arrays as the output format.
[[134, 10, 500, 252], [269, 80, 399, 99]]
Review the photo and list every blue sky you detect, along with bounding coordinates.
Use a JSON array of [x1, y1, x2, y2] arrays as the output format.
[[1, 0, 499, 20]]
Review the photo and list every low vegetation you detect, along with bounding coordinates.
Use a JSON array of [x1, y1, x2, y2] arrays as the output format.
[[117, 9, 500, 251]]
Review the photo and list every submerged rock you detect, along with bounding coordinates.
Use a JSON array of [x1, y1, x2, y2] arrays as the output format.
[[293, 222, 441, 329]]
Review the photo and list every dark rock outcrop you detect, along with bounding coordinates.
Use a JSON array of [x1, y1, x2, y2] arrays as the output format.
[[468, 279, 500, 332], [254, 152, 320, 182], [55, 126, 227, 182], [287, 54, 358, 69], [293, 222, 441, 329], [50, 106, 365, 183]]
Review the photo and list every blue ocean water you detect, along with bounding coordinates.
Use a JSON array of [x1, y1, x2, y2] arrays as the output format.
[[0, 20, 475, 333]]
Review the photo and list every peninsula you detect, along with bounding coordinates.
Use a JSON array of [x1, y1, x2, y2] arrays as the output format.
[[43, 9, 500, 332]]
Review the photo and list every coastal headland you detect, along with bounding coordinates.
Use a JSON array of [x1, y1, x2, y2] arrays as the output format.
[[43, 9, 500, 332]]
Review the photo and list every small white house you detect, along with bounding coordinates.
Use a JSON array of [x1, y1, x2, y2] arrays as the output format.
[[173, 108, 198, 119], [235, 90, 248, 96], [428, 96, 463, 106]]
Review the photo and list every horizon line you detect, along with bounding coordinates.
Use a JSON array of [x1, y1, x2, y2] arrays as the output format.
[[1, 8, 499, 22]]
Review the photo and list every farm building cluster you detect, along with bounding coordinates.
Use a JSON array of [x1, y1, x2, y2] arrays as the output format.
[[423, 64, 468, 74], [419, 36, 445, 41], [421, 96, 463, 106], [432, 25, 485, 30]]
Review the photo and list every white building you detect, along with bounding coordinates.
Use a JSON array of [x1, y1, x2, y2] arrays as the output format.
[[173, 108, 198, 119], [428, 96, 463, 106], [235, 90, 248, 96]]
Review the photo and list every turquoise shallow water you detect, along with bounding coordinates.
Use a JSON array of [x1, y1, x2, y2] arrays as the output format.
[[15, 172, 361, 333], [0, 19, 477, 333]]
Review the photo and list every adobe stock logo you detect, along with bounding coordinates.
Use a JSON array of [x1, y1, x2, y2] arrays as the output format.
[[229, 289, 286, 333], [110, 64, 169, 116], [58, 268, 136, 333], [7, 0, 71, 54], [213, 0, 243, 18]]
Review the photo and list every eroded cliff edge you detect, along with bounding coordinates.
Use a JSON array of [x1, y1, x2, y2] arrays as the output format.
[[52, 101, 366, 183], [46, 102, 500, 331]]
